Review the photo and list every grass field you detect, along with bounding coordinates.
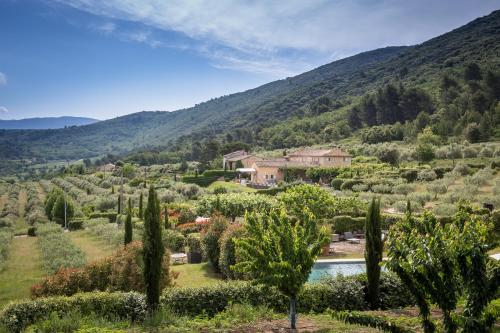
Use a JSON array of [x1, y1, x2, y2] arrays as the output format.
[[68, 230, 116, 263], [208, 181, 257, 193], [15, 189, 27, 232], [171, 262, 222, 288], [0, 237, 45, 309]]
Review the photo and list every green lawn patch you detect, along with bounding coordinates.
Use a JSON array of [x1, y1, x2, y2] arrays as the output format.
[[68, 230, 116, 263], [171, 263, 222, 288], [0, 237, 45, 309], [208, 181, 257, 193]]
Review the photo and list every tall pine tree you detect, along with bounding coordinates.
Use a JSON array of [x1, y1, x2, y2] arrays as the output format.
[[365, 197, 383, 309], [142, 186, 164, 311], [124, 198, 133, 245]]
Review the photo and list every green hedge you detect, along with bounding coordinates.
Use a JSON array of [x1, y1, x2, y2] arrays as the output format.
[[161, 273, 414, 317], [328, 215, 365, 233], [331, 179, 344, 190], [202, 170, 237, 180], [182, 175, 219, 187], [0, 292, 146, 332], [88, 212, 117, 223], [340, 179, 364, 191]]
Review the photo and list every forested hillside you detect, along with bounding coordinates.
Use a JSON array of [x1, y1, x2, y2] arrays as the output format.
[[1, 10, 499, 166]]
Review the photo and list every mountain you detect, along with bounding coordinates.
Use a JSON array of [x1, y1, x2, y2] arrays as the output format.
[[0, 117, 99, 129], [1, 10, 499, 162]]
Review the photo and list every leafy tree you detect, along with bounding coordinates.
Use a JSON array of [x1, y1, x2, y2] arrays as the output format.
[[51, 194, 75, 225], [124, 198, 133, 245], [365, 198, 382, 309], [464, 62, 482, 81], [201, 215, 229, 272], [234, 209, 329, 329], [45, 188, 63, 220], [277, 184, 333, 220], [386, 205, 500, 333], [179, 160, 188, 173], [142, 186, 164, 311]]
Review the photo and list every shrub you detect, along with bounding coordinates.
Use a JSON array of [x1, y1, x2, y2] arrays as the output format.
[[185, 233, 202, 263], [218, 224, 245, 280], [161, 273, 413, 317], [159, 190, 181, 204], [88, 212, 117, 223], [31, 242, 174, 298], [212, 186, 228, 195], [27, 227, 36, 237], [416, 169, 437, 181], [479, 147, 494, 158], [371, 184, 392, 194], [201, 215, 229, 271], [352, 183, 369, 192], [68, 220, 84, 231], [330, 179, 344, 190], [452, 162, 471, 176], [400, 169, 418, 182], [392, 183, 415, 196], [0, 292, 147, 332], [463, 146, 478, 158], [36, 223, 86, 274], [330, 311, 412, 333], [162, 230, 185, 252], [95, 197, 116, 212], [340, 179, 364, 191], [329, 215, 366, 233], [407, 192, 431, 207]]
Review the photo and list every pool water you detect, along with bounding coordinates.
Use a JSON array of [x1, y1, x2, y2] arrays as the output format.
[[308, 261, 366, 282]]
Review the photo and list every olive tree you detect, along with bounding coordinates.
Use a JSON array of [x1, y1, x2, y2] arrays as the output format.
[[234, 209, 329, 329]]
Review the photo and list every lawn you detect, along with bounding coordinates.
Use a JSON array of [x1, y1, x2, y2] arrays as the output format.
[[208, 181, 257, 193], [171, 262, 222, 288], [0, 237, 45, 309], [68, 230, 116, 263]]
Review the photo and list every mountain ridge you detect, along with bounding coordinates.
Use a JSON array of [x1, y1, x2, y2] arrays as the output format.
[[0, 116, 99, 130], [1, 9, 499, 162]]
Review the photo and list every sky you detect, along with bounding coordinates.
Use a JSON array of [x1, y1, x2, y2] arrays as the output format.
[[0, 0, 499, 120]]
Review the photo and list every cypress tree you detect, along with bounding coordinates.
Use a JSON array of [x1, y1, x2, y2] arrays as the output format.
[[142, 186, 164, 311], [111, 186, 115, 194], [164, 206, 170, 229], [139, 192, 143, 219], [124, 198, 133, 245], [117, 195, 121, 214], [365, 197, 383, 309]]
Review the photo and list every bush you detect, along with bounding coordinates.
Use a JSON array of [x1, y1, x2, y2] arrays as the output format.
[[452, 162, 472, 176], [340, 179, 364, 191], [161, 273, 414, 317], [185, 233, 202, 263], [27, 227, 36, 237], [331, 179, 344, 190], [31, 242, 174, 298], [371, 184, 392, 194], [463, 147, 478, 158], [0, 292, 147, 332], [212, 186, 228, 195], [162, 230, 185, 252], [218, 224, 245, 280], [88, 212, 117, 223], [392, 183, 415, 196], [159, 190, 181, 204], [68, 220, 84, 231], [416, 169, 437, 181], [201, 216, 229, 271], [400, 169, 418, 182], [36, 223, 86, 274], [95, 197, 116, 212], [329, 215, 365, 233], [479, 147, 494, 158]]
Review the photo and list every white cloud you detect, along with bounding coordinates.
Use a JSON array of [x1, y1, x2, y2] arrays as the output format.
[[0, 106, 8, 113], [0, 72, 6, 86], [53, 0, 500, 76], [95, 22, 116, 34]]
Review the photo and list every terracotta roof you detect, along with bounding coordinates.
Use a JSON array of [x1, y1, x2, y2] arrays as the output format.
[[254, 159, 314, 168], [288, 148, 350, 157], [223, 150, 247, 159]]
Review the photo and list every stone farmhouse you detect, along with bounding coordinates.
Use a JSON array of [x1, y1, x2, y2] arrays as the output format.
[[226, 147, 351, 186]]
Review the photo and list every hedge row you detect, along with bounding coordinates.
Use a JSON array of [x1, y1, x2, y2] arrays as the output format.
[[161, 273, 414, 317], [202, 170, 237, 179], [182, 175, 219, 187], [88, 212, 117, 223], [0, 292, 146, 332]]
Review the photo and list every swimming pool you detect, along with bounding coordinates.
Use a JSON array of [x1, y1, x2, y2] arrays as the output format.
[[308, 261, 367, 282]]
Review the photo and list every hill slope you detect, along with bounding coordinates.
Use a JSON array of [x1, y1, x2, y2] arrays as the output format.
[[1, 9, 499, 161], [0, 117, 99, 129]]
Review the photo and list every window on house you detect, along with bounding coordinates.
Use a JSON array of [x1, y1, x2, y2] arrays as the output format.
[[265, 175, 268, 179], [270, 174, 274, 179], [328, 157, 331, 161]]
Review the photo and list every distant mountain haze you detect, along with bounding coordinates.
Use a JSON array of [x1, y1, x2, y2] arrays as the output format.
[[0, 117, 99, 129]]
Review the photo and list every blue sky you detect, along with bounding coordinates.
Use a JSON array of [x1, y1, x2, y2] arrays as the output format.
[[1, 0, 499, 120]]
